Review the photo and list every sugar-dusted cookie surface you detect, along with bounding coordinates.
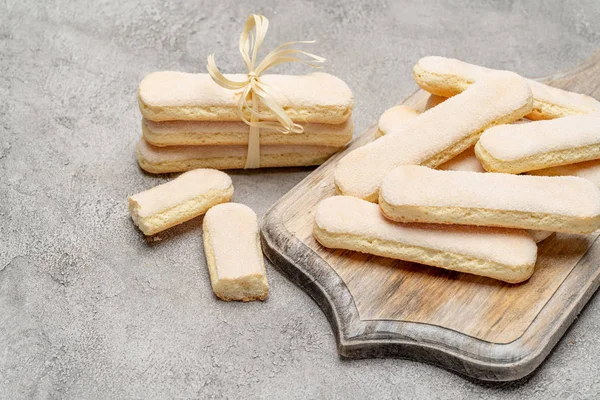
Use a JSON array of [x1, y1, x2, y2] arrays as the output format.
[[203, 203, 268, 302], [379, 165, 600, 234], [375, 105, 485, 172], [476, 114, 600, 174], [413, 56, 600, 120], [128, 168, 233, 235], [136, 138, 341, 174], [314, 196, 537, 283], [138, 72, 354, 123], [334, 71, 533, 202], [143, 118, 353, 147]]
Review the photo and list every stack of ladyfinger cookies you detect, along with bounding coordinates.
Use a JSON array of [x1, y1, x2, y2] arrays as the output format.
[[130, 70, 354, 302], [135, 71, 354, 173], [315, 56, 600, 284]]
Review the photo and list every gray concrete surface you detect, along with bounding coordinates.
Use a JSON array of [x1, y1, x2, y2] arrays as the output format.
[[1, 0, 600, 398]]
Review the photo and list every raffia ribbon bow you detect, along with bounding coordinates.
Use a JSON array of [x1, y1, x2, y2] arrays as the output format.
[[207, 14, 325, 169]]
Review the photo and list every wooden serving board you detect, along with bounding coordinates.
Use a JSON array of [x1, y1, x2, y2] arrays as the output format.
[[261, 52, 600, 381]]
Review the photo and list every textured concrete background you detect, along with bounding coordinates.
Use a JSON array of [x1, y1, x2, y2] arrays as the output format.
[[2, 0, 600, 398]]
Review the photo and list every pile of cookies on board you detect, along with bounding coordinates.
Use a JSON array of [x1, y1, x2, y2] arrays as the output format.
[[129, 70, 355, 302], [315, 56, 600, 284], [135, 71, 354, 173]]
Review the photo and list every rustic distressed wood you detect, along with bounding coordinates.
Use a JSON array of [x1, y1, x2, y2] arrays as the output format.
[[261, 52, 600, 381]]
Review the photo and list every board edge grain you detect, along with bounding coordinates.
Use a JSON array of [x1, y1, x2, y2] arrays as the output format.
[[261, 194, 600, 381]]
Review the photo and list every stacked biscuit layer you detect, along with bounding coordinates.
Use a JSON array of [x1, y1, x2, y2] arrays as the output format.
[[136, 71, 354, 172], [317, 57, 600, 284]]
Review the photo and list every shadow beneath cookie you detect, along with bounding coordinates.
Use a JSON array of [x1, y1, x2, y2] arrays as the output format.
[[129, 214, 205, 247], [227, 165, 318, 177]]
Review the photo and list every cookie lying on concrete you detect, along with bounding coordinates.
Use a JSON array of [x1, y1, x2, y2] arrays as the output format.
[[313, 196, 537, 283], [128, 168, 233, 235], [203, 203, 268, 302]]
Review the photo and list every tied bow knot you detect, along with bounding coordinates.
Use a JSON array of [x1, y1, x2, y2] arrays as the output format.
[[207, 14, 325, 168]]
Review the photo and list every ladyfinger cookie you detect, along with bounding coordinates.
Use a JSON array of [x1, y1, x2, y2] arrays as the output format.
[[376, 105, 528, 172], [376, 105, 420, 138], [203, 203, 268, 301], [142, 118, 353, 147], [376, 96, 447, 139], [136, 138, 341, 174], [314, 196, 537, 283], [436, 148, 550, 242], [334, 71, 532, 202], [375, 105, 485, 172], [476, 114, 600, 174], [128, 169, 233, 235], [379, 165, 600, 234], [413, 56, 600, 120], [374, 107, 549, 242], [138, 72, 353, 123]]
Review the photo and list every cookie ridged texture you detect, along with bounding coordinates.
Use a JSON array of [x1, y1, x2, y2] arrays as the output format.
[[314, 196, 537, 283], [138, 72, 354, 123], [334, 71, 533, 202]]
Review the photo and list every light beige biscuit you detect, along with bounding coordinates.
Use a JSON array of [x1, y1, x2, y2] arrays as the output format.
[[334, 71, 533, 202], [375, 105, 420, 138], [413, 56, 600, 120], [136, 138, 341, 174], [128, 169, 233, 235], [476, 114, 600, 174], [314, 196, 537, 283], [142, 118, 353, 147], [375, 105, 485, 172], [379, 165, 600, 234], [138, 71, 353, 123], [374, 109, 548, 241], [435, 148, 551, 241], [528, 159, 600, 187], [203, 203, 268, 302]]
